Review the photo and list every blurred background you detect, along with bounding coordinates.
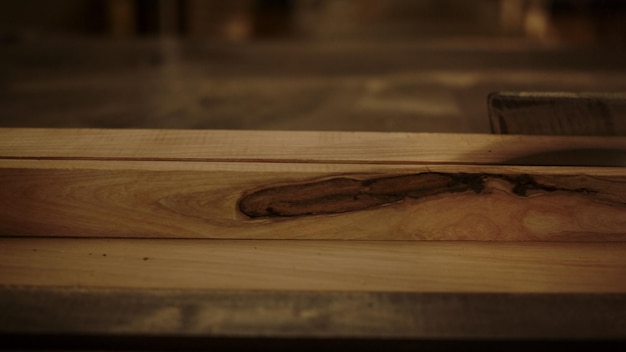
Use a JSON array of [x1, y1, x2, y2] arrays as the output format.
[[1, 0, 625, 132]]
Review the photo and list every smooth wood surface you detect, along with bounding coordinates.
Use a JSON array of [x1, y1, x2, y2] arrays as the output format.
[[1, 239, 626, 293], [2, 129, 626, 348], [1, 160, 626, 240], [2, 128, 626, 240], [2, 128, 626, 165]]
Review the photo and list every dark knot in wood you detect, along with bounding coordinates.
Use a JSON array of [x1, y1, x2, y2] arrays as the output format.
[[238, 172, 601, 218], [238, 173, 490, 218]]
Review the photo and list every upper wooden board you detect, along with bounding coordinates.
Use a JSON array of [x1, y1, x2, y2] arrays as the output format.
[[1, 128, 626, 240], [2, 128, 626, 165]]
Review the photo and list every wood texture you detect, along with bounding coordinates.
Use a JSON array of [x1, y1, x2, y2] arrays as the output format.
[[1, 160, 626, 240], [2, 128, 626, 240], [2, 239, 626, 293], [2, 129, 626, 348], [2, 128, 626, 165]]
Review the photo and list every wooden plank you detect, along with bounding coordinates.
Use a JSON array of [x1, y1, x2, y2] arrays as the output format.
[[2, 128, 625, 240], [1, 239, 625, 292], [2, 128, 626, 165], [1, 159, 625, 240], [1, 287, 625, 346]]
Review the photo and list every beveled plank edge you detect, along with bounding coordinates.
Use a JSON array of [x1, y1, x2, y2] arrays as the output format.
[[1, 286, 625, 341], [2, 128, 626, 164]]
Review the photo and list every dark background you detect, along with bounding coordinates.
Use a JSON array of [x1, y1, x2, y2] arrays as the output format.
[[1, 0, 625, 132]]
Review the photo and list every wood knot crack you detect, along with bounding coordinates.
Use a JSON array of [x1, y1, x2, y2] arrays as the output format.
[[237, 172, 598, 218]]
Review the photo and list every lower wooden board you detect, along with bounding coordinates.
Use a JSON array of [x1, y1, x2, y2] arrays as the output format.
[[1, 239, 625, 293], [1, 287, 625, 351], [1, 160, 626, 240]]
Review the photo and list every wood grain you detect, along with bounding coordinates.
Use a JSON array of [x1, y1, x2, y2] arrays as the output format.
[[2, 128, 626, 165], [1, 160, 625, 240], [2, 239, 626, 293], [2, 128, 626, 240]]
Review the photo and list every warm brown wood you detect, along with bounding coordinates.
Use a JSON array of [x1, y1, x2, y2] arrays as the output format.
[[1, 159, 625, 240], [2, 128, 626, 240], [2, 239, 626, 293], [2, 128, 625, 348], [2, 128, 626, 165]]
